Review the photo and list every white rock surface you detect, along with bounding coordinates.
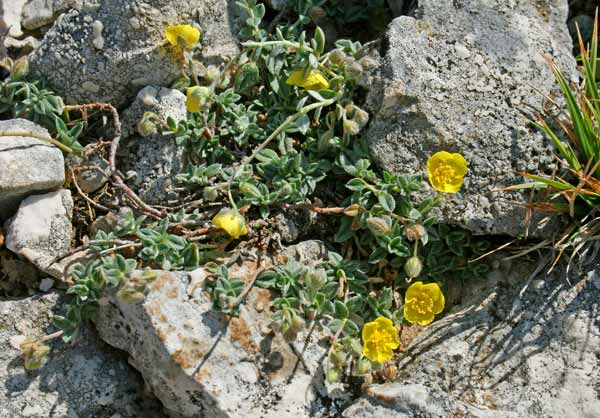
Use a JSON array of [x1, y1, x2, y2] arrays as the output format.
[[366, 0, 577, 236], [29, 0, 239, 107], [0, 119, 65, 221], [0, 0, 27, 37], [343, 258, 600, 418], [95, 241, 331, 418], [5, 190, 73, 274], [120, 86, 187, 204], [0, 291, 167, 418]]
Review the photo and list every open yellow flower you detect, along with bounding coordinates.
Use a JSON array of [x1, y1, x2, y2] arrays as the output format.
[[403, 281, 445, 326], [212, 208, 248, 239], [362, 317, 400, 364], [286, 69, 330, 91], [426, 151, 467, 193], [186, 86, 211, 113], [165, 24, 201, 49]]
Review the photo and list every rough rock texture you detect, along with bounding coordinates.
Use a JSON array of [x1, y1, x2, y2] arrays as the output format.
[[0, 291, 167, 418], [21, 0, 82, 30], [0, 119, 65, 221], [96, 241, 332, 418], [0, 0, 27, 37], [366, 0, 577, 236], [5, 190, 73, 274], [119, 86, 187, 204], [29, 0, 239, 107], [344, 256, 600, 418], [66, 144, 109, 193]]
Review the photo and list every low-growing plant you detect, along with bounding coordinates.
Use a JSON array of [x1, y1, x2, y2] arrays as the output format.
[[13, 0, 489, 378], [514, 12, 600, 269]]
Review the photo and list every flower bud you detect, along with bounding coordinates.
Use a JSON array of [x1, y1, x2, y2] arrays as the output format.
[[343, 204, 361, 217], [366, 216, 392, 237], [357, 357, 372, 375], [404, 256, 423, 279], [203, 186, 218, 202], [0, 227, 4, 249], [21, 338, 50, 370], [304, 268, 327, 291], [343, 119, 360, 136], [382, 363, 398, 381], [353, 107, 369, 128], [326, 367, 341, 383], [404, 224, 427, 241], [137, 118, 157, 137], [345, 59, 363, 80], [329, 49, 347, 67]]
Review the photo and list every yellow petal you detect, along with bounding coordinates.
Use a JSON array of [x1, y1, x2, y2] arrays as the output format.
[[405, 281, 424, 301], [186, 87, 201, 113], [422, 282, 445, 315], [165, 24, 201, 49], [426, 151, 467, 194], [403, 304, 435, 326], [211, 208, 248, 239], [286, 69, 330, 91], [361, 321, 377, 341]]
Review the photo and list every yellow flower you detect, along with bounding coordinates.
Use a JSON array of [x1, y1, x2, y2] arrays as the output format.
[[362, 317, 400, 364], [286, 69, 330, 91], [426, 151, 467, 193], [211, 208, 248, 239], [186, 86, 211, 113], [403, 281, 445, 326], [165, 24, 201, 49]]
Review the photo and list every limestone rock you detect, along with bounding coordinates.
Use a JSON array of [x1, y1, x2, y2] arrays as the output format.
[[0, 119, 65, 221], [0, 0, 27, 37], [343, 258, 600, 418], [5, 190, 72, 274], [29, 0, 239, 107], [0, 291, 166, 418], [95, 241, 331, 418], [120, 86, 187, 204], [66, 144, 109, 193], [366, 0, 577, 236]]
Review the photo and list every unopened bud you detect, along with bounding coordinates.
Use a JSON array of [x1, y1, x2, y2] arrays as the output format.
[[404, 256, 423, 279], [329, 49, 347, 66], [343, 204, 361, 217], [117, 286, 146, 304], [326, 367, 341, 383], [137, 118, 157, 137], [353, 107, 369, 128], [366, 216, 392, 236], [304, 268, 327, 291], [357, 357, 372, 375], [382, 363, 398, 381], [343, 118, 360, 136], [404, 224, 427, 241], [203, 186, 218, 202], [345, 58, 363, 80]]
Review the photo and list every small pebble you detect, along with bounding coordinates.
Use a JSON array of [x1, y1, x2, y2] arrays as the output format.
[[39, 278, 55, 292]]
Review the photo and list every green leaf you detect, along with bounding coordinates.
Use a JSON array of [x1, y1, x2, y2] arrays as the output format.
[[377, 192, 395, 213], [334, 301, 349, 319]]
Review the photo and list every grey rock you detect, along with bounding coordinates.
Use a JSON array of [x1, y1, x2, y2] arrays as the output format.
[[344, 257, 600, 418], [3, 35, 40, 52], [5, 190, 72, 274], [0, 291, 166, 418], [120, 86, 187, 204], [95, 241, 332, 418], [0, 0, 27, 37], [366, 0, 577, 236], [0, 119, 65, 221], [29, 0, 239, 107], [66, 144, 109, 193], [21, 0, 76, 30]]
